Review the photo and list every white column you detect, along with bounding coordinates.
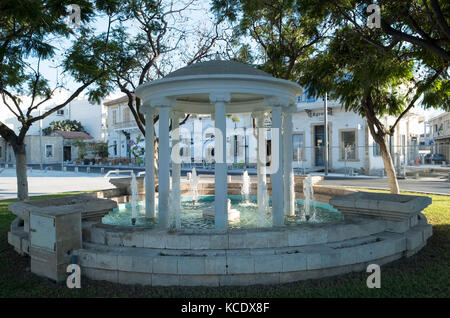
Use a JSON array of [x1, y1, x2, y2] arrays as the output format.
[[271, 106, 284, 226], [144, 107, 155, 219], [158, 106, 170, 228], [210, 92, 230, 230], [254, 112, 267, 213], [283, 109, 294, 216], [171, 111, 182, 229]]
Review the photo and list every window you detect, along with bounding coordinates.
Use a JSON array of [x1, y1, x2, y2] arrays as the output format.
[[112, 109, 118, 124], [373, 141, 381, 156], [293, 133, 304, 161], [123, 108, 130, 123], [340, 130, 356, 160], [57, 109, 64, 116], [45, 145, 54, 158]]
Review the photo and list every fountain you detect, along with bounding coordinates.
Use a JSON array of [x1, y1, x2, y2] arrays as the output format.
[[168, 187, 181, 230], [303, 174, 316, 221], [189, 167, 199, 204], [130, 172, 138, 225], [257, 183, 270, 227], [202, 198, 241, 222], [241, 170, 250, 204]]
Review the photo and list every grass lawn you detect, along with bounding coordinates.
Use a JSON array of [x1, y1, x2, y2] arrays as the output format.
[[0, 190, 448, 298]]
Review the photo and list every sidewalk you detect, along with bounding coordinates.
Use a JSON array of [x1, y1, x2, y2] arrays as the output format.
[[0, 168, 112, 200]]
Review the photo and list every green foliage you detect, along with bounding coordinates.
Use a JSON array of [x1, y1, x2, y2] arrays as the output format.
[[0, 0, 96, 99], [211, 0, 324, 80], [300, 26, 414, 118], [296, 0, 449, 111], [72, 138, 87, 159], [93, 142, 108, 158], [130, 134, 145, 164], [42, 119, 86, 136]]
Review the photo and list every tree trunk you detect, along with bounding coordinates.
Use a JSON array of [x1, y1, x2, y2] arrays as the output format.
[[378, 137, 400, 194], [13, 143, 29, 201]]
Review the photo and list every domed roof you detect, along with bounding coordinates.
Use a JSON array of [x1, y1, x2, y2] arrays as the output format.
[[165, 60, 271, 78]]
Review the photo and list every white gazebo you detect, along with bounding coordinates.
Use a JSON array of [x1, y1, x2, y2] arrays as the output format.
[[135, 60, 302, 230]]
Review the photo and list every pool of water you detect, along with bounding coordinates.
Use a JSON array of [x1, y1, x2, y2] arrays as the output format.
[[102, 195, 343, 229]]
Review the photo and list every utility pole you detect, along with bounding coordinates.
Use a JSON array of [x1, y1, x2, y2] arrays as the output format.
[[39, 109, 44, 170], [324, 92, 329, 176]]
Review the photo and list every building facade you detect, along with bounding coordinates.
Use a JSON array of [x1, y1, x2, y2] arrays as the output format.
[[428, 112, 450, 162], [103, 93, 425, 175], [0, 98, 104, 165]]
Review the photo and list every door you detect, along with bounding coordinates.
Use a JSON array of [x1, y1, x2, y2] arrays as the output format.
[[63, 146, 71, 162], [314, 125, 324, 166]]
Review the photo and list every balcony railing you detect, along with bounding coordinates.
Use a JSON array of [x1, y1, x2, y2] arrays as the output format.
[[110, 120, 138, 130]]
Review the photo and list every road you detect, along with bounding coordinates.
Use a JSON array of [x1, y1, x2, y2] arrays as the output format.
[[321, 176, 450, 195], [1, 167, 449, 201], [0, 168, 113, 200]]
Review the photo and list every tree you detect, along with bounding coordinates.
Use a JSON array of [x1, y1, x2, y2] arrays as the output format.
[[42, 119, 87, 135], [211, 0, 328, 80], [0, 0, 114, 200], [130, 134, 145, 165], [295, 1, 449, 193], [93, 142, 108, 159], [213, 0, 448, 194], [71, 0, 227, 171], [297, 1, 449, 109], [72, 138, 88, 160], [299, 26, 446, 194]]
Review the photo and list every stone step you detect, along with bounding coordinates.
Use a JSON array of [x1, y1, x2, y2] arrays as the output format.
[[73, 229, 414, 286], [84, 216, 388, 250]]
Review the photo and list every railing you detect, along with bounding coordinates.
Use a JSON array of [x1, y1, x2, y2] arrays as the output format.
[[110, 121, 139, 130]]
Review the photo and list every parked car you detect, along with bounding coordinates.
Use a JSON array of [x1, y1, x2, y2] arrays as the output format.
[[424, 154, 446, 164]]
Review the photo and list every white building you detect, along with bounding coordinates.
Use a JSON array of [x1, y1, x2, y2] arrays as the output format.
[[428, 112, 450, 161], [103, 95, 141, 159], [103, 92, 425, 175], [0, 98, 104, 164], [291, 95, 425, 175]]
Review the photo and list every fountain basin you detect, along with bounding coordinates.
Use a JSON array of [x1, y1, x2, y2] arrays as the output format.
[[102, 195, 342, 229], [76, 211, 432, 286]]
